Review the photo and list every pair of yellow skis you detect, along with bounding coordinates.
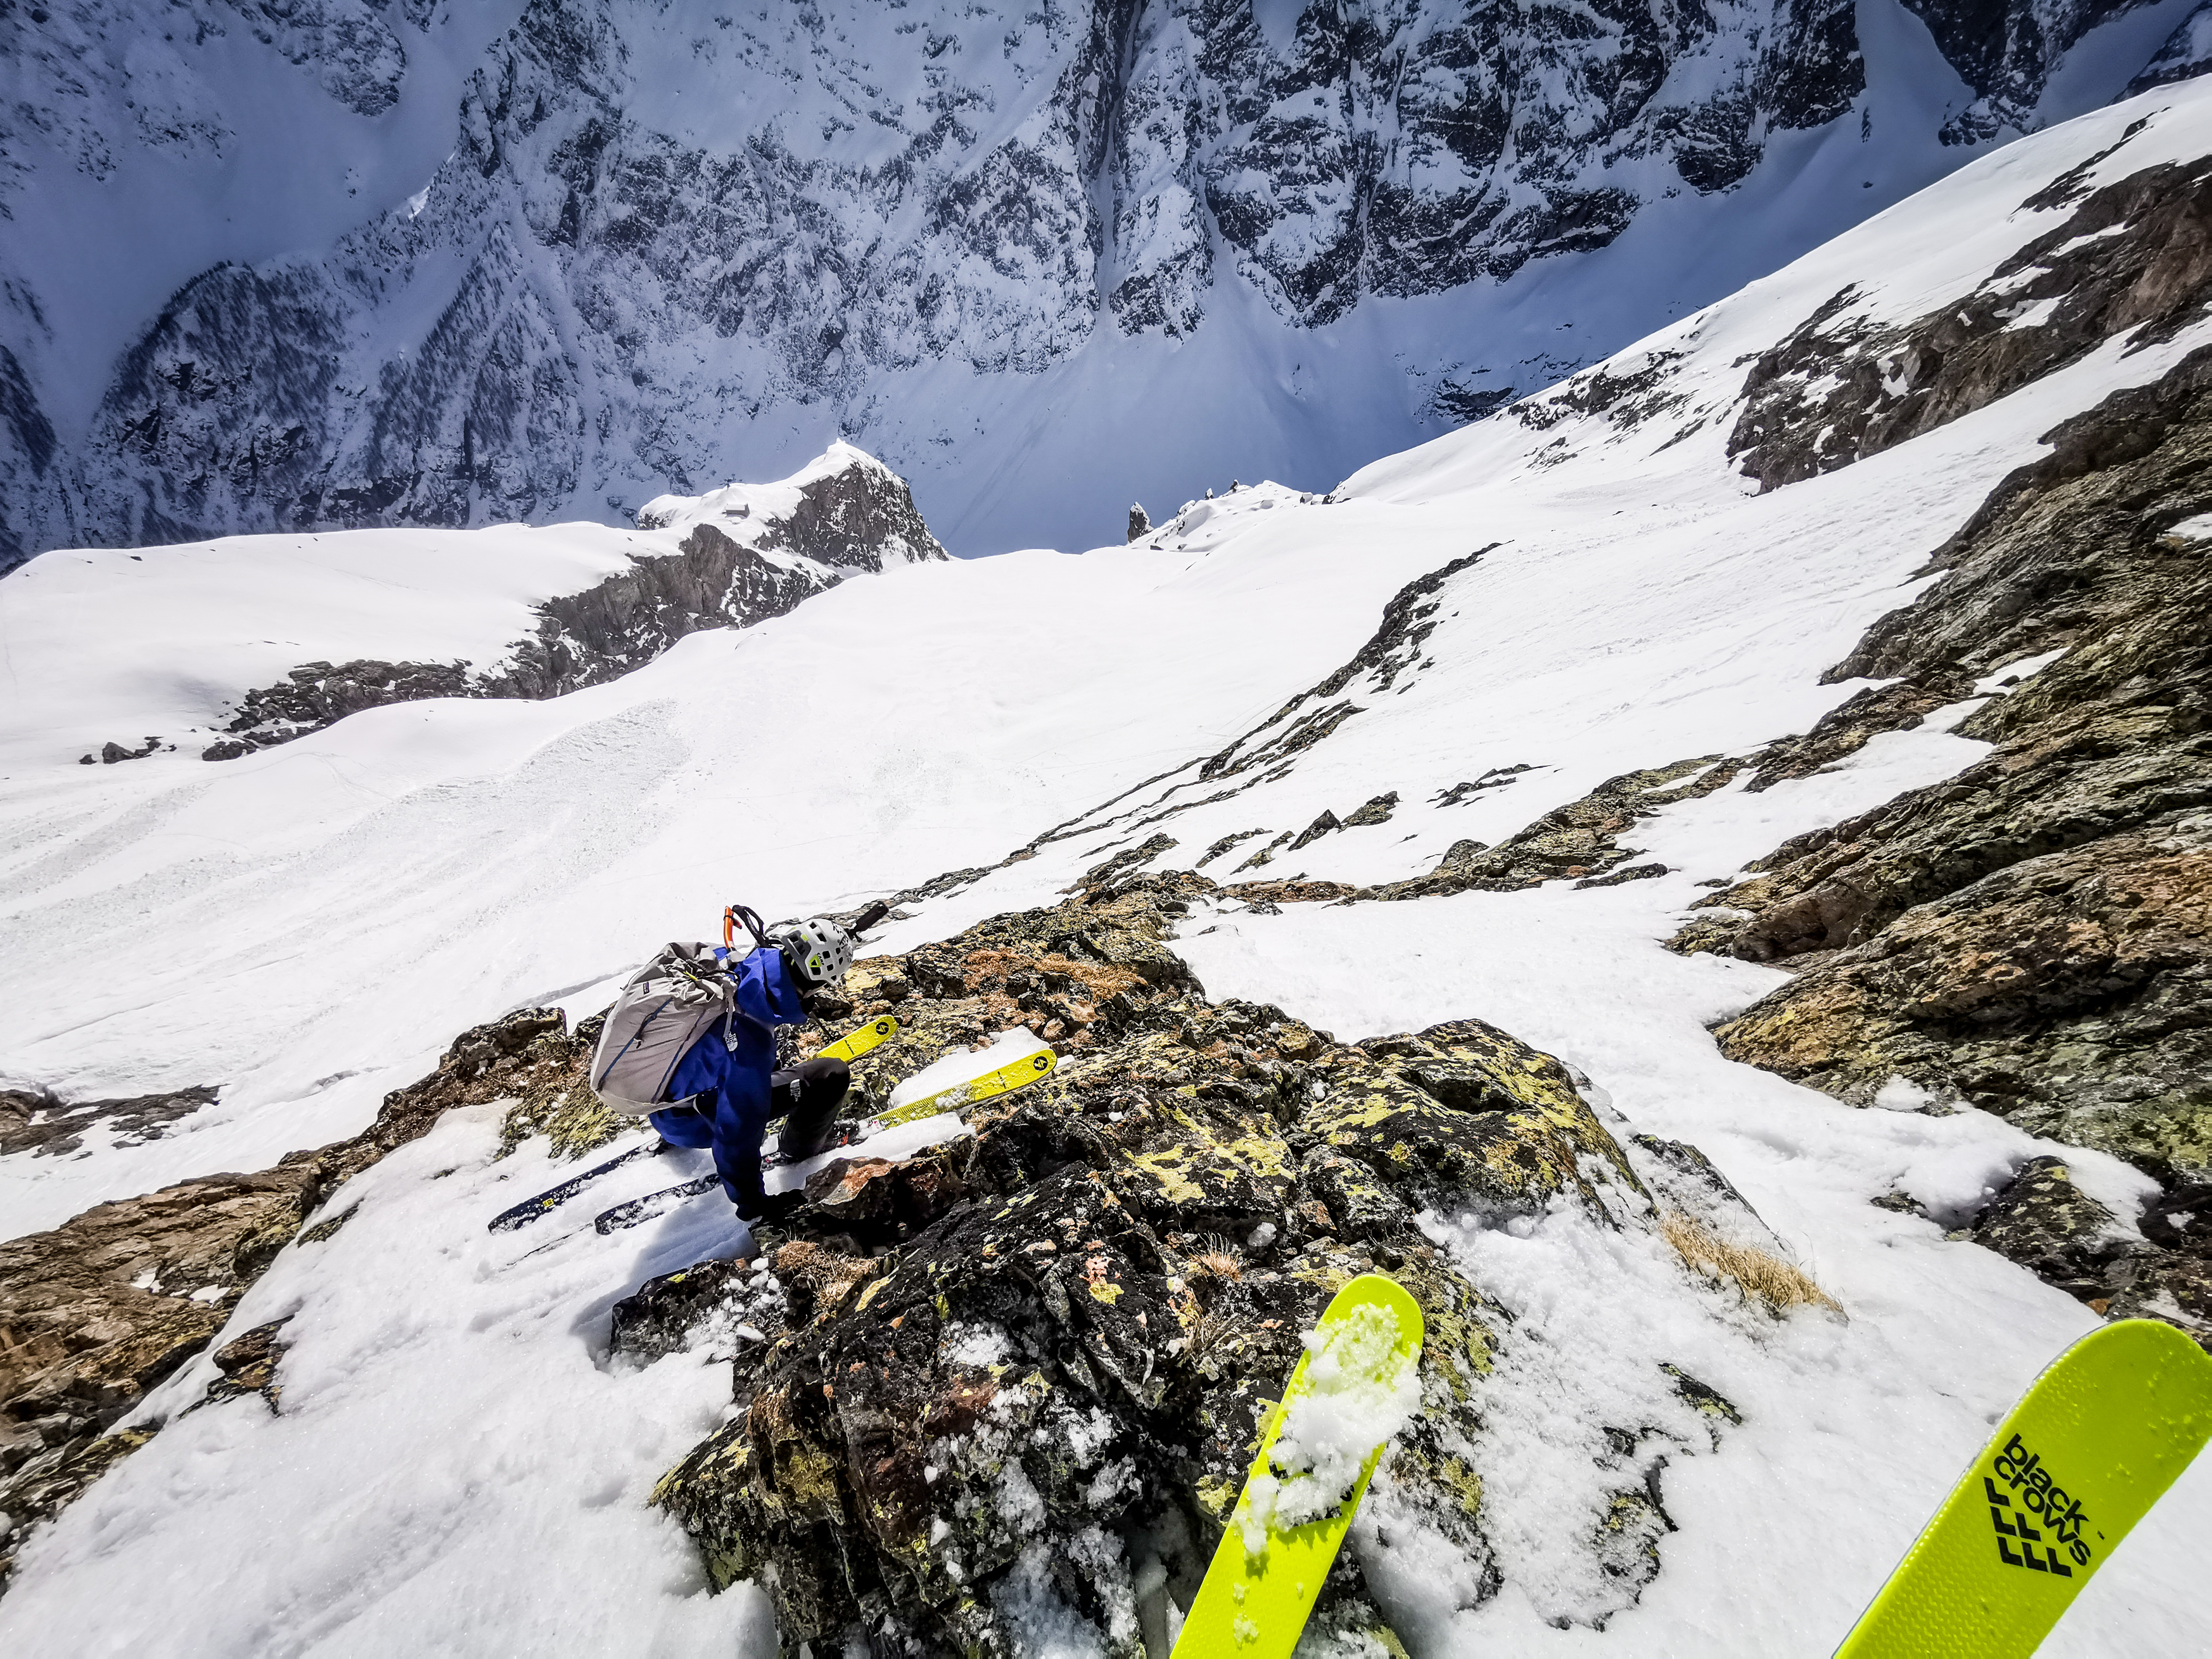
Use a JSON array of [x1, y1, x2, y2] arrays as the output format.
[[1171, 1293, 2209, 1658], [808, 1018, 1061, 1133]]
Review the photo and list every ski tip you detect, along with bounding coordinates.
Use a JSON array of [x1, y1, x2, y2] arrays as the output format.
[[1324, 1272, 1426, 1357], [1832, 1316, 2212, 1659], [2071, 1316, 2212, 1376]]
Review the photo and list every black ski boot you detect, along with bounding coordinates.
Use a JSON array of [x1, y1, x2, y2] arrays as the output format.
[[770, 1056, 852, 1162]]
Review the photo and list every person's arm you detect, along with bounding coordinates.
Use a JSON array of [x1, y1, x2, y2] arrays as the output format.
[[706, 1067, 772, 1217]]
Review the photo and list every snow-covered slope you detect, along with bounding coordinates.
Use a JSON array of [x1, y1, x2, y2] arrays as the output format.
[[5, 76, 2212, 1658], [0, 520, 640, 768], [0, 441, 942, 769], [6, 0, 2211, 564]]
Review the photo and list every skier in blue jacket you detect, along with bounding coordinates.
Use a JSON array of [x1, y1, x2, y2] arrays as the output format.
[[649, 912, 859, 1227]]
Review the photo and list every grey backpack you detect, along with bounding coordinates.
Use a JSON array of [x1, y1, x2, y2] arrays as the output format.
[[589, 939, 760, 1116]]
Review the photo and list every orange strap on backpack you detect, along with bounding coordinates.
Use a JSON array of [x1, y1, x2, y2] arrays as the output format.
[[723, 903, 768, 951]]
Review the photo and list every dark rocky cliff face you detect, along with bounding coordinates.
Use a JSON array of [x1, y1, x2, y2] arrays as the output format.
[[0, 0, 2184, 568]]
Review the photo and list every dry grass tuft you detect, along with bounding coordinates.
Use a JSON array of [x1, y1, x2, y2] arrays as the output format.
[[1661, 1212, 1842, 1316], [1190, 1233, 1243, 1283], [963, 947, 1147, 1001], [1040, 953, 1148, 998]]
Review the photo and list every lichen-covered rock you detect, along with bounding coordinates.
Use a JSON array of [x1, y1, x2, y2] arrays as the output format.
[[1713, 817, 2212, 1178], [629, 874, 1736, 1652], [193, 1318, 295, 1413], [1970, 1158, 2126, 1301], [1341, 792, 1400, 828], [1307, 1021, 1640, 1217]]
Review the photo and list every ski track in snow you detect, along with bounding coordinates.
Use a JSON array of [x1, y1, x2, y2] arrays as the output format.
[[5, 79, 2212, 1657]]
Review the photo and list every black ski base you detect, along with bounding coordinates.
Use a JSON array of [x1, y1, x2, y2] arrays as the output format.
[[487, 1141, 664, 1233], [594, 1173, 722, 1234], [589, 1122, 880, 1235]]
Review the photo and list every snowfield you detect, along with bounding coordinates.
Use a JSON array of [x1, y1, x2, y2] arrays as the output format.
[[5, 79, 2212, 1657]]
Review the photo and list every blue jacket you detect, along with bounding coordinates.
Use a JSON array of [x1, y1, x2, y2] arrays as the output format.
[[649, 944, 804, 1217]]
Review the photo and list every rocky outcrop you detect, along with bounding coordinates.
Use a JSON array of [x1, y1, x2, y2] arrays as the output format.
[[0, 1166, 327, 1589], [1730, 149, 2212, 491], [200, 450, 944, 757], [1674, 327, 2212, 1338], [1711, 817, 2211, 1171], [201, 660, 477, 757], [1376, 756, 1735, 899], [1963, 1158, 2212, 1341], [0, 1084, 218, 1159], [1969, 1157, 2128, 1300], [0, 1000, 610, 1588], [606, 873, 1791, 1651]]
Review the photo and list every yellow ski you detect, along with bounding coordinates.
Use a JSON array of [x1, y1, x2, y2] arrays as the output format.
[[815, 1016, 899, 1065], [871, 1046, 1058, 1128], [1173, 1274, 1425, 1658], [1835, 1318, 2212, 1657]]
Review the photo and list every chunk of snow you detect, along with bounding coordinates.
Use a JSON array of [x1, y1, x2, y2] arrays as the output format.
[[1236, 1300, 1420, 1553], [1872, 1076, 1935, 1112]]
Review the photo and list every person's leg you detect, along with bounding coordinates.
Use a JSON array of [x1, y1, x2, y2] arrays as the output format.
[[772, 1056, 850, 1162], [707, 1072, 775, 1217], [647, 1101, 714, 1150]]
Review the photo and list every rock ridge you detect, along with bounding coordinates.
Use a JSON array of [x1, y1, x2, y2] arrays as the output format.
[[198, 448, 944, 757]]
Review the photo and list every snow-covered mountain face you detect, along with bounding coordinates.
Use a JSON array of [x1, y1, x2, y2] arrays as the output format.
[[3, 79, 2211, 1656], [6, 0, 2212, 569]]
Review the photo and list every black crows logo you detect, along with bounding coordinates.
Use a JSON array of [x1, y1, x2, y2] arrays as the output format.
[[1985, 1433, 2097, 1576]]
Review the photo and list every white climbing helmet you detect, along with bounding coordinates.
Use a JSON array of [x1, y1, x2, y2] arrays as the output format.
[[771, 915, 855, 990]]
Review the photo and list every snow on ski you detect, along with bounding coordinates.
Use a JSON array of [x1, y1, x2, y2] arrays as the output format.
[[1172, 1274, 1426, 1658], [1834, 1319, 2212, 1658]]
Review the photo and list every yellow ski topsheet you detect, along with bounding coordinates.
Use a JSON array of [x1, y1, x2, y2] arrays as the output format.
[[814, 1016, 899, 1066], [1835, 1318, 2212, 1658], [1173, 1274, 1426, 1659], [872, 1045, 1057, 1128]]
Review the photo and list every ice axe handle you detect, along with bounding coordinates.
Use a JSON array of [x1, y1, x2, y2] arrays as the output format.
[[853, 900, 892, 935]]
